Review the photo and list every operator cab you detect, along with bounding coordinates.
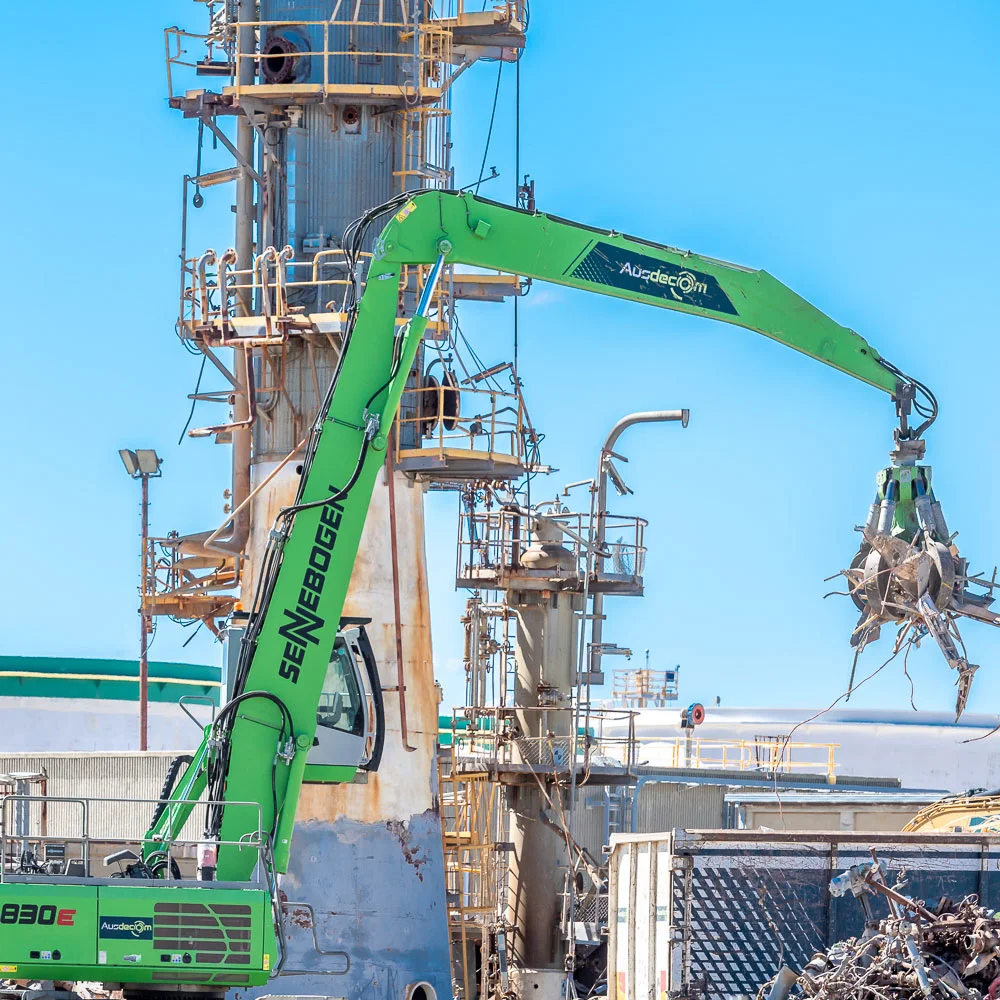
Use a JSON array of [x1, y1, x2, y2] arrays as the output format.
[[306, 617, 385, 781]]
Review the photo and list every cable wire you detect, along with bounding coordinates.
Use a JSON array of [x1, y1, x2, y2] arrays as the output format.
[[877, 357, 939, 436], [474, 61, 503, 194], [178, 352, 208, 445]]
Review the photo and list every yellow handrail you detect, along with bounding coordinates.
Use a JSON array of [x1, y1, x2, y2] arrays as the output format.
[[660, 737, 839, 778]]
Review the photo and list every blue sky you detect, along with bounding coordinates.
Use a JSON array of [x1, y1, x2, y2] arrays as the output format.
[[3, 1, 998, 716]]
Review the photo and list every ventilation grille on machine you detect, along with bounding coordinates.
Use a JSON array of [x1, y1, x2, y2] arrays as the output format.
[[152, 971, 251, 985], [153, 971, 211, 983], [153, 902, 253, 965]]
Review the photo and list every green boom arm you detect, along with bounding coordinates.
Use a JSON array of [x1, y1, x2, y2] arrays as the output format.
[[163, 191, 904, 882], [382, 194, 899, 394]]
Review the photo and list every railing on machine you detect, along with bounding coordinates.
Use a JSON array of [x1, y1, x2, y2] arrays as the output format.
[[1, 794, 268, 885]]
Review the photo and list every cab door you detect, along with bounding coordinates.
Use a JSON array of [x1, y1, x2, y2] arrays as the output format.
[[305, 623, 385, 782]]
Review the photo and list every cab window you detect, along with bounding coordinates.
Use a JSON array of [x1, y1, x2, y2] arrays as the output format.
[[317, 641, 365, 736]]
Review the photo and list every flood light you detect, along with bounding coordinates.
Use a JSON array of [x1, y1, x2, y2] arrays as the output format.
[[135, 449, 162, 476], [119, 449, 139, 477]]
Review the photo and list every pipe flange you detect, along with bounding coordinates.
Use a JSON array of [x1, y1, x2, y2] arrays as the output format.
[[261, 31, 308, 85]]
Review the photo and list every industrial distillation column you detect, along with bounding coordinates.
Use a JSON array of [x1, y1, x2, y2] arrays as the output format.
[[163, 3, 527, 995], [215, 7, 521, 1000], [505, 519, 583, 994], [236, 17, 449, 1000]]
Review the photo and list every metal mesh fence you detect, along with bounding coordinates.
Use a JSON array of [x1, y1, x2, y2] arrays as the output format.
[[676, 859, 827, 997]]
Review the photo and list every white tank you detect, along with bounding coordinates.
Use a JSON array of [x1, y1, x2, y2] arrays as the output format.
[[604, 705, 1000, 792]]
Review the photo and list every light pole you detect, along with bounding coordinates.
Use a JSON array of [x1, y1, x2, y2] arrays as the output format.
[[119, 449, 163, 751]]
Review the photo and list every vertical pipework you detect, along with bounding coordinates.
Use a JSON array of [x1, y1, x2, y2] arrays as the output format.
[[214, 0, 257, 559], [507, 593, 579, 971], [235, 0, 255, 273], [386, 432, 417, 753], [590, 411, 688, 679]]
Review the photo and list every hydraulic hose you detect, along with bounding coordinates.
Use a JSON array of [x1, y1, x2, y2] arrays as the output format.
[[149, 754, 193, 827]]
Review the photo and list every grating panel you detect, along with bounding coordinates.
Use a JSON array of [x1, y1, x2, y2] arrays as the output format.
[[153, 901, 254, 965], [675, 861, 826, 998]]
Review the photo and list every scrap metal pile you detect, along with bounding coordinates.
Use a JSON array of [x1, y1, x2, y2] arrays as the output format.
[[760, 852, 1000, 1000]]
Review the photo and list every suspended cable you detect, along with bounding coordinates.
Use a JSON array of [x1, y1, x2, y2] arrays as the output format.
[[474, 60, 503, 194], [178, 352, 208, 445]]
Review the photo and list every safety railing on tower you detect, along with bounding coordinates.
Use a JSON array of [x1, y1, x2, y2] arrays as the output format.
[[142, 533, 238, 627], [456, 506, 647, 594], [442, 706, 640, 774], [178, 250, 469, 346], [165, 5, 527, 103], [179, 248, 536, 478], [166, 19, 450, 103], [612, 668, 679, 708], [164, 20, 233, 98], [179, 248, 373, 346], [394, 383, 534, 477]]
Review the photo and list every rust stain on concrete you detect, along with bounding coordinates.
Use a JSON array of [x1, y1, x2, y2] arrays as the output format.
[[386, 819, 429, 881], [274, 465, 440, 826]]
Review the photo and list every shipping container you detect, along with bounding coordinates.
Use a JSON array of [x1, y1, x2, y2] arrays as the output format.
[[608, 829, 1000, 1000]]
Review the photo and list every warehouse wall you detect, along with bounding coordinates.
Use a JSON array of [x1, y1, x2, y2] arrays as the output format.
[[0, 696, 214, 753], [0, 752, 200, 843], [634, 783, 727, 832]]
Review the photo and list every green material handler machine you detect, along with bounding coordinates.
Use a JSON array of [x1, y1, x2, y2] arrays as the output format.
[[2, 192, 993, 1000]]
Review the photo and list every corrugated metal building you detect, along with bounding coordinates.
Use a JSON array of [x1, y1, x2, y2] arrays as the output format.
[[0, 752, 201, 844]]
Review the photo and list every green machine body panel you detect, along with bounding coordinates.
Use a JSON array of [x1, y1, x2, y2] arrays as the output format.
[[302, 763, 357, 784], [0, 882, 98, 970], [875, 464, 938, 539], [0, 881, 274, 988]]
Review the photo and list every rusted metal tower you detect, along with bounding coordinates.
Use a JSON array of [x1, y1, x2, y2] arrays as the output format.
[[150, 4, 529, 999]]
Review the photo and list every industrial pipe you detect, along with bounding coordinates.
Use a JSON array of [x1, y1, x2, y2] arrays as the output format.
[[201, 436, 307, 553], [590, 410, 689, 679], [209, 0, 257, 560]]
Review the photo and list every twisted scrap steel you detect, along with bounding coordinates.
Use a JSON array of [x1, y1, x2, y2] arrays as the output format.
[[758, 854, 1000, 1000]]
